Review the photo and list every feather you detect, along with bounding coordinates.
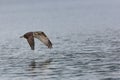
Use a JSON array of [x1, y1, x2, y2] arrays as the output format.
[[33, 31, 52, 48], [27, 35, 35, 50]]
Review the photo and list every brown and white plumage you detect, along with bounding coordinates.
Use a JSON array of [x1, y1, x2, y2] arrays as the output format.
[[20, 31, 52, 50]]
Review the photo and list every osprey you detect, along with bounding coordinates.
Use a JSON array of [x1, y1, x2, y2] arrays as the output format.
[[20, 31, 52, 50]]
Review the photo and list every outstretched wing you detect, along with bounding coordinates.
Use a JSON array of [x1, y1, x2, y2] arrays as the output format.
[[33, 31, 52, 48], [27, 36, 35, 50]]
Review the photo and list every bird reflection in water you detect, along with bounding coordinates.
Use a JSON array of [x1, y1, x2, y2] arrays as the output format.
[[28, 58, 53, 71]]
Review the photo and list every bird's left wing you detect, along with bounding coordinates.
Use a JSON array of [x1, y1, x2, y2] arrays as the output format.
[[33, 31, 52, 48]]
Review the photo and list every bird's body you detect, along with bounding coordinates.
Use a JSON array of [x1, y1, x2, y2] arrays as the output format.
[[20, 31, 52, 50]]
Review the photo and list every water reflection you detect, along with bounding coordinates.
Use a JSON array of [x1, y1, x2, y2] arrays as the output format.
[[28, 60, 36, 70], [28, 58, 53, 71]]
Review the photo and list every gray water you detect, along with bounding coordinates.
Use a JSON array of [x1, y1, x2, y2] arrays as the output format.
[[0, 0, 120, 80]]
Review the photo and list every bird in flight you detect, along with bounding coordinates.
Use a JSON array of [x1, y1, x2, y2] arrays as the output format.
[[20, 31, 52, 50]]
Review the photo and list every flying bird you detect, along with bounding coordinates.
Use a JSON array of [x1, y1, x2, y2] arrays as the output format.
[[20, 31, 52, 50]]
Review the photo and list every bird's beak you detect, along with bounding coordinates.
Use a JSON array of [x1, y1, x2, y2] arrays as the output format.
[[20, 36, 24, 38]]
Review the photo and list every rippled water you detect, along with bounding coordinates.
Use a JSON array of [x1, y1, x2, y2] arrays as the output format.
[[0, 31, 120, 80]]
